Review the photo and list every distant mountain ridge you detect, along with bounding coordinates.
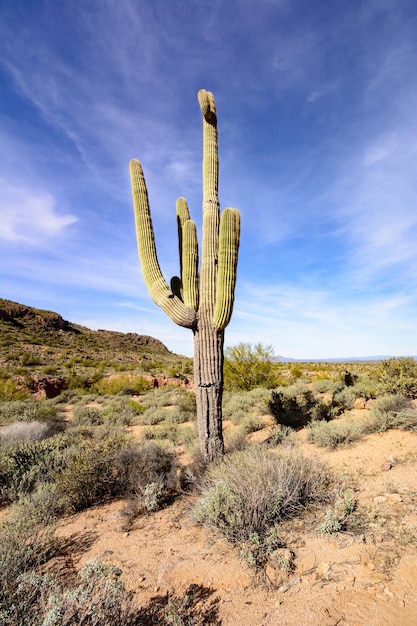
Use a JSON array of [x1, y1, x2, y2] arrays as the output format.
[[275, 355, 417, 363]]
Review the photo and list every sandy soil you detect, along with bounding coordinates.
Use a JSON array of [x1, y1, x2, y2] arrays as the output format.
[[51, 415, 417, 626]]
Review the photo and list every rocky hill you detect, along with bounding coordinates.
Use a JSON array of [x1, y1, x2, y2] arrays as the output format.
[[0, 299, 192, 397]]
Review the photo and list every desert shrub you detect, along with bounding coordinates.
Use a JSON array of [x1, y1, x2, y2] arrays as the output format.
[[307, 420, 363, 449], [47, 389, 80, 404], [376, 357, 417, 398], [0, 434, 70, 504], [268, 387, 315, 429], [127, 399, 146, 415], [119, 442, 178, 517], [194, 446, 333, 544], [139, 406, 170, 425], [312, 379, 344, 394], [264, 425, 294, 448], [222, 388, 270, 425], [0, 557, 134, 626], [0, 420, 53, 443], [100, 400, 136, 426], [240, 415, 263, 435], [310, 400, 333, 422], [331, 387, 358, 412], [0, 495, 59, 612], [164, 406, 191, 425], [0, 378, 31, 400], [53, 431, 130, 512], [318, 488, 357, 534], [224, 343, 276, 391], [0, 400, 61, 425], [175, 390, 197, 418], [364, 395, 417, 433], [140, 424, 179, 443], [72, 405, 103, 426], [92, 374, 151, 396]]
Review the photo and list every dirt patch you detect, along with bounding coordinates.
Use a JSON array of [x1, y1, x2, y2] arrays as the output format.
[[49, 427, 417, 625]]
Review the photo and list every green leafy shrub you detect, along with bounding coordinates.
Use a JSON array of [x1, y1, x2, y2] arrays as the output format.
[[224, 343, 276, 391], [92, 374, 151, 396], [194, 446, 333, 544], [376, 357, 417, 398]]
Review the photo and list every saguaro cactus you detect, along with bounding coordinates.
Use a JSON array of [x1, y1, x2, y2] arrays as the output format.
[[129, 89, 240, 462]]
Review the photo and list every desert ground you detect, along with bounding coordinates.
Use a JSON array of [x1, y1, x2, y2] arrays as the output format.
[[49, 405, 417, 626]]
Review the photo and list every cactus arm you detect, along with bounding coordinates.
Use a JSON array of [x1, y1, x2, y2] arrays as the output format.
[[198, 89, 220, 323], [213, 208, 240, 330], [129, 159, 197, 329], [198, 89, 218, 204], [182, 219, 199, 309], [175, 198, 199, 309]]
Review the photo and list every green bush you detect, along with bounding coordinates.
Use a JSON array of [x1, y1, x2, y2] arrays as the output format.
[[194, 446, 333, 544], [92, 374, 151, 396], [224, 343, 276, 391], [376, 357, 417, 398]]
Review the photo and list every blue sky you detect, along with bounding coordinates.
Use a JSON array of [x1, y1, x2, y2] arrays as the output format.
[[1, 0, 417, 359]]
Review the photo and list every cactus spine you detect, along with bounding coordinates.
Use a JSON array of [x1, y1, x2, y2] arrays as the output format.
[[129, 89, 240, 462]]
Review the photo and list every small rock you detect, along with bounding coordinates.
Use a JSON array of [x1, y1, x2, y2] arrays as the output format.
[[123, 532, 129, 538], [374, 495, 387, 504], [381, 462, 392, 472], [386, 493, 402, 503], [317, 562, 331, 578], [367, 562, 376, 571]]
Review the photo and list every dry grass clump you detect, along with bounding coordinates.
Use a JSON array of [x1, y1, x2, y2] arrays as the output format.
[[0, 420, 55, 443], [194, 445, 333, 544]]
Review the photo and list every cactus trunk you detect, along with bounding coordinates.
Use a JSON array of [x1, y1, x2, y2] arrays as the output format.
[[130, 89, 239, 462]]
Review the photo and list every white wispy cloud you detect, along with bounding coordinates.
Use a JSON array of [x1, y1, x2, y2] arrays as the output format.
[[0, 180, 78, 245]]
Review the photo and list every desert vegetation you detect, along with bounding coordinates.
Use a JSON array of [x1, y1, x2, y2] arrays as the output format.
[[1, 301, 417, 622]]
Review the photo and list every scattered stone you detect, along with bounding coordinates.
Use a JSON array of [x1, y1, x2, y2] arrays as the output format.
[[317, 562, 331, 579], [367, 562, 376, 571], [374, 495, 387, 504], [386, 493, 402, 503], [381, 462, 392, 472]]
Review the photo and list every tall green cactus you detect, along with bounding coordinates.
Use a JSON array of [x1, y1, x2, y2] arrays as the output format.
[[129, 89, 240, 462]]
